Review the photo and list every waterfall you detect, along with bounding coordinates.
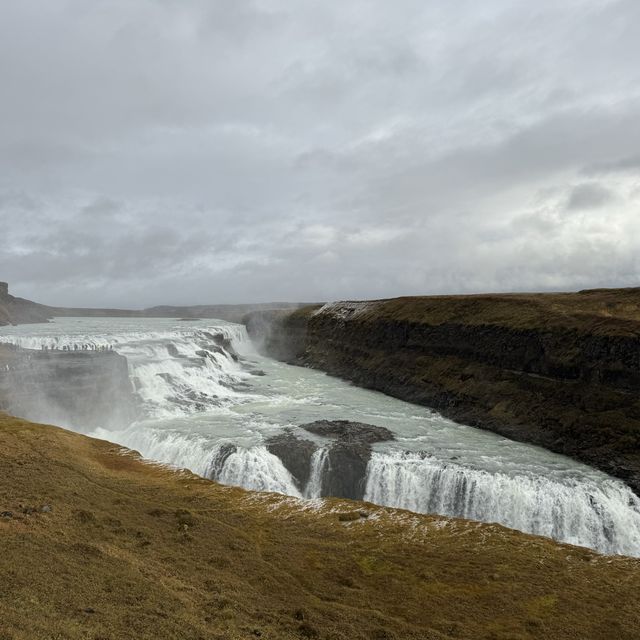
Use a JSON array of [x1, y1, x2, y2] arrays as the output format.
[[93, 424, 217, 477], [304, 448, 329, 498], [364, 451, 640, 557], [5, 316, 640, 558], [0, 323, 256, 419], [210, 445, 301, 496]]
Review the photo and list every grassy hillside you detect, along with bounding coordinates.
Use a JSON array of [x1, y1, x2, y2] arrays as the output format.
[[358, 288, 640, 336], [1, 413, 639, 639], [287, 287, 640, 336]]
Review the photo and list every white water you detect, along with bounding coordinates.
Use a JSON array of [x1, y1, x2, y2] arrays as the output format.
[[305, 449, 329, 499], [2, 316, 640, 557]]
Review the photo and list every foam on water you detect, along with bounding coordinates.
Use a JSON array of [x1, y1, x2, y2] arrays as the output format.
[[214, 446, 301, 496], [364, 451, 640, 556], [0, 320, 255, 418]]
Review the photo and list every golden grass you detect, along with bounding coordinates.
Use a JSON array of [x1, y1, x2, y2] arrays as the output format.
[[1, 414, 640, 639]]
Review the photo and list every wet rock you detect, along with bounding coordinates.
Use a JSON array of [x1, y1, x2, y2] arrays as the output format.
[[0, 511, 12, 519], [166, 344, 181, 357], [206, 444, 237, 479], [300, 421, 394, 500], [301, 420, 394, 444], [266, 432, 317, 489], [202, 332, 240, 361], [323, 441, 370, 500], [204, 344, 228, 358]]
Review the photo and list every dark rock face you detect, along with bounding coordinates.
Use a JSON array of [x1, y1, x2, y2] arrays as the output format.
[[244, 309, 313, 362], [263, 421, 394, 500], [0, 346, 137, 430], [301, 421, 394, 500], [266, 432, 316, 489], [244, 293, 640, 495]]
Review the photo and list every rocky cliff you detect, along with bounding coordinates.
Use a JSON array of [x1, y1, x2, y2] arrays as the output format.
[[244, 288, 640, 494]]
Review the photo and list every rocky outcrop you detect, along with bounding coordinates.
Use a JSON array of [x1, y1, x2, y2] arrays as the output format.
[[242, 309, 312, 362], [244, 288, 640, 494], [302, 420, 394, 499], [265, 421, 395, 499], [266, 431, 317, 488]]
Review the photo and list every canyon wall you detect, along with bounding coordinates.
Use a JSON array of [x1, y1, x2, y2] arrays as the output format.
[[0, 345, 136, 430], [244, 288, 640, 493]]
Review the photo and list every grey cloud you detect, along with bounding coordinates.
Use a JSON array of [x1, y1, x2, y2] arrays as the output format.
[[583, 155, 640, 175], [1, 0, 639, 307], [566, 184, 615, 211]]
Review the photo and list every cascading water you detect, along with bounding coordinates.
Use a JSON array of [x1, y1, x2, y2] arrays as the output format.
[[364, 451, 640, 557], [215, 446, 301, 496], [0, 320, 254, 420], [305, 448, 329, 499], [2, 316, 640, 557]]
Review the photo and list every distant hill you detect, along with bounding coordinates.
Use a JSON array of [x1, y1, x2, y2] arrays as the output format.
[[0, 281, 317, 326], [0, 282, 52, 326], [48, 301, 312, 324]]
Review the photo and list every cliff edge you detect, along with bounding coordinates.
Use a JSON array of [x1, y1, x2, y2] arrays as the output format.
[[244, 288, 640, 494]]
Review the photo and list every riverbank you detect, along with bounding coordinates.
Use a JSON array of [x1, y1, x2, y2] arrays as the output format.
[[243, 287, 640, 494], [1, 412, 639, 639]]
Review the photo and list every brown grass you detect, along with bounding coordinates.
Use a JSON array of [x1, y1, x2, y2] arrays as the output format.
[[300, 288, 640, 336], [1, 413, 640, 639]]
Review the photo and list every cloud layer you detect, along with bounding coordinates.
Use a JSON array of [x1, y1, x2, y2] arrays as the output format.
[[1, 0, 638, 307]]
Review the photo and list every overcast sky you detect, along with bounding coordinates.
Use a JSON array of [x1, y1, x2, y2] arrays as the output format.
[[1, 0, 639, 307]]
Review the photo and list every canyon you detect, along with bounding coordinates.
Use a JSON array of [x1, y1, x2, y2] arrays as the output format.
[[244, 288, 640, 494]]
